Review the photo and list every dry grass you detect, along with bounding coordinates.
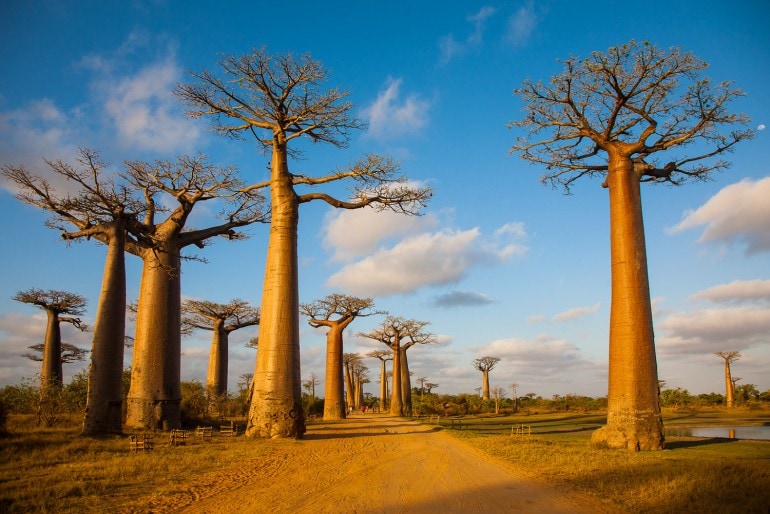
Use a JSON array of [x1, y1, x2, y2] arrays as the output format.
[[445, 408, 770, 513], [0, 415, 269, 513]]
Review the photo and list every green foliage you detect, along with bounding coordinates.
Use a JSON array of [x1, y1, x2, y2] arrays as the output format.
[[180, 380, 207, 422]]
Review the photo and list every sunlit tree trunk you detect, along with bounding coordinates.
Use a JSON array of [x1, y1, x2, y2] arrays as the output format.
[[41, 310, 63, 391], [323, 326, 346, 420], [344, 360, 355, 412], [83, 222, 126, 435], [379, 360, 388, 412], [206, 320, 229, 397], [247, 143, 305, 438], [724, 360, 735, 408], [481, 370, 491, 400], [592, 155, 664, 451], [400, 349, 412, 415], [126, 245, 182, 430], [390, 345, 403, 416]]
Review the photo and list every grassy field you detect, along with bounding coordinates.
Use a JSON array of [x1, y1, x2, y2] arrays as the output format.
[[434, 407, 770, 513], [1, 408, 769, 513]]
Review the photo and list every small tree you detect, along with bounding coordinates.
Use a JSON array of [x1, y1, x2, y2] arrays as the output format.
[[472, 356, 501, 400], [511, 40, 753, 451], [13, 289, 87, 391], [715, 351, 741, 408]]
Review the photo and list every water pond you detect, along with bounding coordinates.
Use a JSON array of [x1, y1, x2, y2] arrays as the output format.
[[665, 425, 770, 441]]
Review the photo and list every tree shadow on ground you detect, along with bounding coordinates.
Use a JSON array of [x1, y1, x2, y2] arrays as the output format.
[[665, 437, 738, 449]]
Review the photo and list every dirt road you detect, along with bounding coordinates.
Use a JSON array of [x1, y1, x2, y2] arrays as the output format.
[[140, 414, 606, 513]]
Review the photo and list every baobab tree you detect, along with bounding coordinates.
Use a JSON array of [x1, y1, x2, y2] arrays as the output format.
[[23, 342, 87, 365], [425, 383, 438, 395], [301, 294, 379, 420], [123, 155, 266, 430], [510, 40, 753, 451], [715, 351, 741, 408], [359, 316, 436, 416], [13, 289, 87, 391], [3, 148, 144, 435], [472, 356, 501, 400], [343, 353, 363, 411], [367, 349, 392, 412], [176, 48, 432, 438], [181, 299, 260, 398]]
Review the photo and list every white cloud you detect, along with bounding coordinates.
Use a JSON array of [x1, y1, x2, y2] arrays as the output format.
[[98, 57, 200, 153], [504, 1, 538, 46], [669, 176, 770, 254], [323, 207, 440, 262], [438, 6, 496, 64], [551, 302, 601, 322], [657, 305, 770, 355], [361, 78, 429, 140], [326, 226, 522, 296], [433, 290, 494, 308], [689, 279, 770, 303]]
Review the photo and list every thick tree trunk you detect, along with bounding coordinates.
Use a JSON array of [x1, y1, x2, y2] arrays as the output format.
[[389, 343, 403, 416], [323, 326, 346, 420], [83, 225, 126, 435], [379, 360, 388, 412], [591, 156, 664, 451], [344, 361, 355, 412], [247, 144, 305, 438], [400, 349, 412, 415], [40, 310, 63, 390], [724, 361, 734, 408], [481, 370, 490, 400], [126, 246, 182, 430], [206, 321, 229, 397]]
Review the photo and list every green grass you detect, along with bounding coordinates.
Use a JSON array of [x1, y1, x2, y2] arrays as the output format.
[[433, 408, 770, 513]]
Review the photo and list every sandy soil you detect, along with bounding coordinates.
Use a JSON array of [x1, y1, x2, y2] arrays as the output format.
[[128, 414, 608, 513]]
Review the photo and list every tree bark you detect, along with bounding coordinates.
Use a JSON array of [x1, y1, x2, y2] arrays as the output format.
[[400, 349, 412, 415], [82, 222, 126, 435], [482, 370, 491, 400], [591, 155, 664, 451], [40, 310, 63, 391], [125, 245, 182, 430], [206, 321, 229, 397], [389, 344, 403, 416], [323, 325, 346, 420], [247, 143, 305, 438], [724, 360, 735, 408], [379, 359, 388, 412]]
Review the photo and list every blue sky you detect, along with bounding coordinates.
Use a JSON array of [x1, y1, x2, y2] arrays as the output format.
[[1, 0, 769, 399]]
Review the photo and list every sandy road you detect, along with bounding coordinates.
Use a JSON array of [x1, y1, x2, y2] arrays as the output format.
[[141, 414, 606, 514]]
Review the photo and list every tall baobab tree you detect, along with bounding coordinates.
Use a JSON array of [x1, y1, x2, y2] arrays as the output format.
[[342, 353, 364, 410], [12, 289, 87, 391], [23, 342, 87, 366], [367, 349, 392, 412], [472, 356, 501, 400], [123, 155, 266, 430], [182, 299, 260, 398], [359, 316, 436, 416], [715, 351, 741, 408], [3, 148, 144, 435], [301, 294, 379, 420], [176, 48, 432, 438], [353, 364, 369, 409], [510, 40, 753, 451]]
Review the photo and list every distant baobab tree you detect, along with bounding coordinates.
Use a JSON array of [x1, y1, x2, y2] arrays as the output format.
[[425, 382, 438, 394], [510, 40, 754, 450], [359, 316, 436, 416], [301, 294, 379, 420], [343, 353, 363, 411], [472, 356, 501, 400], [12, 289, 87, 391], [23, 342, 87, 365], [715, 351, 741, 408], [366, 349, 392, 412], [182, 299, 260, 398], [176, 48, 432, 438]]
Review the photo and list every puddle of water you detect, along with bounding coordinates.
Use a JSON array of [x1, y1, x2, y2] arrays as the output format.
[[665, 426, 770, 441]]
